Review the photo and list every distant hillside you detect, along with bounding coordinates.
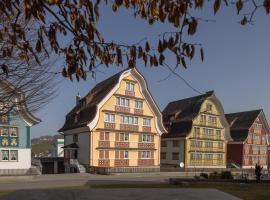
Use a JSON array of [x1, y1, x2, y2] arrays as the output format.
[[31, 134, 63, 157]]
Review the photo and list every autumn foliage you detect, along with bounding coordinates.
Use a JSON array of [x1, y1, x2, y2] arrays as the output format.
[[0, 0, 270, 81]]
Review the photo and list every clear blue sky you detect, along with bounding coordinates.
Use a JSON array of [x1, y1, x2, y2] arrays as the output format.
[[31, 3, 270, 137]]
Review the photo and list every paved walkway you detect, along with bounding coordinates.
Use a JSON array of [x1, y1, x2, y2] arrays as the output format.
[[1, 188, 241, 200], [0, 172, 192, 190]]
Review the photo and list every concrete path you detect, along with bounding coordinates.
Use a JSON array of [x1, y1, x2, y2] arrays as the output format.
[[1, 188, 241, 200], [0, 172, 192, 190]]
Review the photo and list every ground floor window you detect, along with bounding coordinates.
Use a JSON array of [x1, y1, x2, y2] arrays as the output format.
[[161, 152, 167, 160], [1, 150, 9, 161], [0, 150, 18, 161], [172, 152, 179, 160], [10, 150, 18, 161]]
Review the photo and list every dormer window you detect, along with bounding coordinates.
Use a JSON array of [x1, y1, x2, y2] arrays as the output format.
[[126, 81, 134, 91]]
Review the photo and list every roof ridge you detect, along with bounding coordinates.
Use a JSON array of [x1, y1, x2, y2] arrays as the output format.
[[225, 109, 262, 116]]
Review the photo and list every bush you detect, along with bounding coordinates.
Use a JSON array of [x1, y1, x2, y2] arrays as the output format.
[[221, 171, 233, 179], [255, 164, 263, 182], [200, 173, 209, 179], [209, 171, 221, 179]]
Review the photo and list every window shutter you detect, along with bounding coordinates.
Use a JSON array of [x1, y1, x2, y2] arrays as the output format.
[[115, 133, 119, 141], [99, 150, 104, 159], [105, 150, 109, 159], [100, 132, 104, 141], [115, 150, 119, 159], [151, 135, 154, 143], [105, 132, 110, 141], [120, 151, 124, 159]]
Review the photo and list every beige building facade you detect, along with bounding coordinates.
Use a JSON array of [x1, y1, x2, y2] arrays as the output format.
[[59, 68, 166, 173]]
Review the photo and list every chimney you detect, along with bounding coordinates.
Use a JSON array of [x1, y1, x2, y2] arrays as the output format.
[[76, 93, 81, 105]]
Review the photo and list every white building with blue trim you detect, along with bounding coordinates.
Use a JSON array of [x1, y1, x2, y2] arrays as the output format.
[[0, 80, 40, 175]]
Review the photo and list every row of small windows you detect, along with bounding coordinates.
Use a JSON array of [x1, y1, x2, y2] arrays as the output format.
[[244, 155, 267, 161], [194, 127, 222, 138], [190, 153, 223, 160], [253, 123, 262, 129], [0, 150, 18, 161], [0, 127, 18, 137], [161, 152, 223, 161], [99, 150, 152, 159], [99, 132, 154, 143], [104, 113, 151, 126], [245, 145, 267, 153], [116, 97, 143, 109], [190, 140, 224, 149], [200, 114, 217, 124]]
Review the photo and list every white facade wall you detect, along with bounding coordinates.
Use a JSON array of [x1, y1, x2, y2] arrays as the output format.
[[161, 138, 185, 166], [0, 148, 31, 169]]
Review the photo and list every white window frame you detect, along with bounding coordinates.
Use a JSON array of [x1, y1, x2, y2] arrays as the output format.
[[126, 81, 134, 91], [142, 134, 152, 143], [135, 100, 143, 109], [143, 118, 151, 127], [10, 150, 18, 161], [0, 127, 8, 136], [116, 97, 130, 107], [0, 150, 9, 161], [105, 113, 115, 123], [121, 115, 138, 125], [9, 127, 18, 137], [141, 151, 151, 159]]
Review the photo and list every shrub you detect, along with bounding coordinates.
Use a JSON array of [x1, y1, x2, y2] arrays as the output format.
[[209, 171, 221, 179], [255, 164, 263, 182], [221, 171, 233, 179], [200, 173, 209, 179]]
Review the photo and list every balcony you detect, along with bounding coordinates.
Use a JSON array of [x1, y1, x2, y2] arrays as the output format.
[[98, 141, 110, 148], [120, 124, 139, 131], [114, 159, 129, 167], [138, 159, 154, 166], [142, 126, 151, 132], [104, 122, 115, 129], [134, 108, 143, 115], [125, 90, 135, 97], [115, 141, 129, 148], [138, 142, 155, 149], [115, 105, 130, 113], [98, 159, 110, 167]]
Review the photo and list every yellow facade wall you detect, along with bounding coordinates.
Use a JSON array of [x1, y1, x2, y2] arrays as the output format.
[[185, 99, 227, 168], [90, 75, 160, 168]]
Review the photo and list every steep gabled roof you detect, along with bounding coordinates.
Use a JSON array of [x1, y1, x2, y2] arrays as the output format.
[[162, 91, 231, 140], [59, 68, 167, 135], [59, 69, 126, 132], [225, 109, 262, 142], [162, 91, 213, 137], [163, 91, 214, 122]]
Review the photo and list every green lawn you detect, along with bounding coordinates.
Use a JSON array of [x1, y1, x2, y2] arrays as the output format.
[[90, 182, 270, 200]]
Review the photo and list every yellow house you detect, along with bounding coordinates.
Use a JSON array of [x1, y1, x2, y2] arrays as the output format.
[[161, 91, 232, 169], [59, 68, 167, 173]]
